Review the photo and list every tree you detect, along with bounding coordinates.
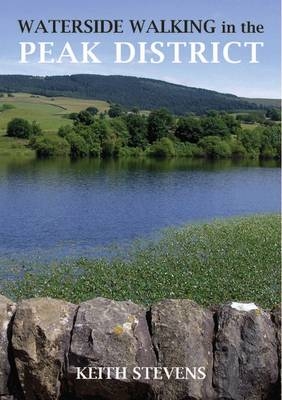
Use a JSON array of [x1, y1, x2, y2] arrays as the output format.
[[58, 125, 74, 138], [108, 103, 123, 118], [175, 116, 203, 143], [147, 109, 174, 143], [68, 112, 78, 120], [238, 128, 262, 158], [260, 125, 281, 159], [66, 133, 89, 158], [220, 112, 241, 134], [85, 106, 99, 116], [74, 110, 94, 125], [30, 121, 42, 136], [126, 113, 148, 147], [266, 108, 281, 121], [201, 115, 229, 137], [7, 118, 32, 138]]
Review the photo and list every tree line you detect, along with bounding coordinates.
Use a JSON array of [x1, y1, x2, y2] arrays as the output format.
[[6, 105, 281, 160], [0, 74, 261, 115]]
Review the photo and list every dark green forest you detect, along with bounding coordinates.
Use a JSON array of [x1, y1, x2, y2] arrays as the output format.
[[0, 74, 263, 114]]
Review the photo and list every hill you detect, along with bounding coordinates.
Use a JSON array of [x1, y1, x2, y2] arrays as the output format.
[[0, 93, 108, 133], [0, 74, 266, 115], [241, 97, 281, 109]]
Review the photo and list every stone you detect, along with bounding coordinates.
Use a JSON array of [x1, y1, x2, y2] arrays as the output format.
[[213, 303, 279, 400], [0, 295, 16, 397], [150, 299, 215, 400], [271, 304, 281, 398], [271, 304, 281, 364], [11, 297, 77, 400], [68, 297, 157, 400]]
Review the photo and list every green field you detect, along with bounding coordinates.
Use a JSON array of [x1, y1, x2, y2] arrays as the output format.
[[0, 93, 109, 157], [0, 92, 109, 133], [3, 214, 280, 309]]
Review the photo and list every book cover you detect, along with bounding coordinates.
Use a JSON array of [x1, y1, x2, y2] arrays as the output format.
[[0, 0, 280, 399]]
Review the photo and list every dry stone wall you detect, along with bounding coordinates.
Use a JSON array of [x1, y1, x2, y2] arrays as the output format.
[[0, 295, 280, 400]]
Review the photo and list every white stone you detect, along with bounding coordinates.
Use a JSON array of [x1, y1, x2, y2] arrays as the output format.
[[231, 302, 258, 312]]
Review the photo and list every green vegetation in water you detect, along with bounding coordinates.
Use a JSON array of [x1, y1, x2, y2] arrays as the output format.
[[3, 214, 280, 309]]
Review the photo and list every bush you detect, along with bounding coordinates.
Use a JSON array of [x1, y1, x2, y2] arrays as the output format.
[[30, 121, 42, 136], [85, 106, 99, 116], [58, 125, 74, 138], [229, 138, 247, 159], [118, 146, 144, 158], [68, 112, 78, 120], [199, 136, 232, 159], [7, 118, 32, 139], [66, 133, 89, 158], [0, 103, 15, 112], [147, 137, 176, 158], [31, 135, 70, 158], [260, 146, 276, 160], [174, 142, 198, 157], [74, 110, 94, 125]]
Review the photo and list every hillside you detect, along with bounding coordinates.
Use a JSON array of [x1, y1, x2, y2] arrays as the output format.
[[241, 97, 281, 109], [0, 93, 109, 133], [0, 74, 264, 115]]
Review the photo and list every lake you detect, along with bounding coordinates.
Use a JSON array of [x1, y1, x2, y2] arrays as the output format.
[[0, 157, 280, 265]]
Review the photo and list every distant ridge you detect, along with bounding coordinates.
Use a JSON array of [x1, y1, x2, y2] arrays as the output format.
[[0, 74, 270, 114]]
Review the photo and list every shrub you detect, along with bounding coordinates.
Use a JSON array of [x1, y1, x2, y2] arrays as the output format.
[[85, 106, 99, 116], [31, 135, 70, 158], [30, 121, 42, 136], [7, 118, 32, 139], [118, 146, 144, 158], [199, 136, 232, 159], [68, 112, 78, 120], [229, 138, 247, 159], [58, 125, 74, 138], [147, 137, 176, 158], [174, 142, 197, 157], [0, 103, 15, 112], [66, 133, 89, 158]]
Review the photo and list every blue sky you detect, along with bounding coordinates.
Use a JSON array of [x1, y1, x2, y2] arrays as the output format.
[[0, 0, 280, 98]]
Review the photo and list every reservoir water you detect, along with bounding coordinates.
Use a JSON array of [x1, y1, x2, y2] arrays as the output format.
[[0, 157, 280, 264]]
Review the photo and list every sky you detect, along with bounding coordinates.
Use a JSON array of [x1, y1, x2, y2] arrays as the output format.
[[0, 0, 280, 98]]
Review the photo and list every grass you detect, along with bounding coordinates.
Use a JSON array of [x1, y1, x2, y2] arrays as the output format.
[[2, 214, 280, 309], [0, 135, 34, 157], [0, 92, 109, 133], [0, 92, 109, 156]]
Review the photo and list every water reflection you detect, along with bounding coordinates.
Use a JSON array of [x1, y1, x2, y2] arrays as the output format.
[[0, 156, 280, 266]]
